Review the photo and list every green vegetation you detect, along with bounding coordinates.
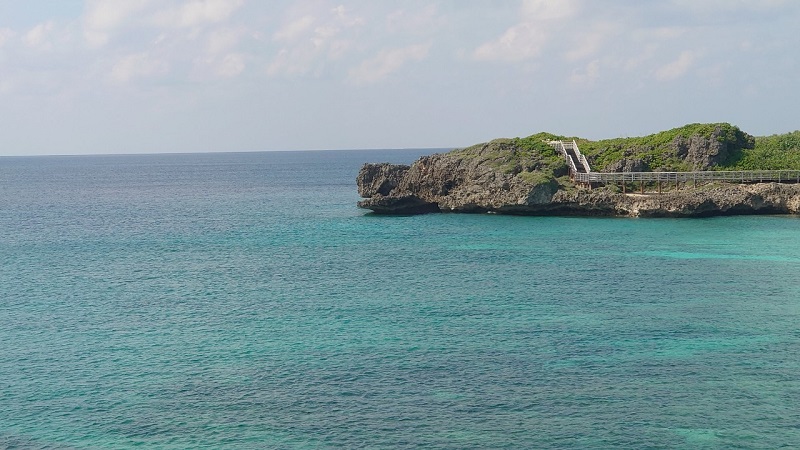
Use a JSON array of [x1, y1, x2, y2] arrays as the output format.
[[568, 123, 800, 171], [731, 131, 800, 170], [511, 132, 567, 165], [517, 170, 554, 185], [576, 123, 752, 171], [449, 124, 800, 186], [451, 134, 568, 184]]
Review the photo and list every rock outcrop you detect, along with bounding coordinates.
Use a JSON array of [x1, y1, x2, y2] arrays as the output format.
[[356, 127, 800, 218], [547, 183, 800, 217], [357, 139, 563, 215], [671, 125, 754, 170], [604, 158, 650, 173], [358, 160, 800, 216]]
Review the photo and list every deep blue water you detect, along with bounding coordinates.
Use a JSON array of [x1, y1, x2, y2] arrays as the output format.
[[1, 150, 800, 449]]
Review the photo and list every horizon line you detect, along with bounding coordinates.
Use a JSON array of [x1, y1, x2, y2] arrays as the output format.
[[0, 146, 459, 158]]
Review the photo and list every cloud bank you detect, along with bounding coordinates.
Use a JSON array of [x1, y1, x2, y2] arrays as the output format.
[[0, 0, 798, 154]]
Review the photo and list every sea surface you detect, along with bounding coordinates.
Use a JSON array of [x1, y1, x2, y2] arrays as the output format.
[[1, 150, 799, 449]]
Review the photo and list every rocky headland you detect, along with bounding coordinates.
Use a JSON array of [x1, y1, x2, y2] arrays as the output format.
[[356, 124, 800, 217]]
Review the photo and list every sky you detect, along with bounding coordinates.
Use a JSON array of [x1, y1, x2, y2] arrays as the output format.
[[0, 0, 799, 155]]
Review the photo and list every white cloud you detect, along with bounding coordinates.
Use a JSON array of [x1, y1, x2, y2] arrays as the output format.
[[152, 0, 244, 29], [564, 22, 619, 62], [473, 0, 579, 62], [474, 23, 548, 62], [267, 48, 306, 76], [649, 26, 687, 40], [205, 27, 246, 55], [348, 43, 430, 84], [521, 0, 579, 20], [24, 21, 56, 50], [84, 0, 154, 30], [214, 53, 246, 77], [331, 5, 364, 28], [273, 16, 316, 42], [110, 52, 169, 83], [670, 0, 790, 14], [569, 59, 600, 86], [2, 1, 800, 156], [196, 28, 249, 78], [267, 5, 364, 77], [83, 0, 244, 48], [655, 50, 698, 81], [0, 28, 15, 47], [624, 44, 658, 71], [0, 79, 12, 95], [83, 0, 155, 47], [386, 5, 439, 34]]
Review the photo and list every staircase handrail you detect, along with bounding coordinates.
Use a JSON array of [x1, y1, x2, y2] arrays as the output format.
[[550, 140, 579, 178], [572, 169, 800, 184], [569, 140, 592, 173]]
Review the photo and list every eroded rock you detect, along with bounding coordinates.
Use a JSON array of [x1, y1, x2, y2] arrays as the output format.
[[356, 132, 799, 217]]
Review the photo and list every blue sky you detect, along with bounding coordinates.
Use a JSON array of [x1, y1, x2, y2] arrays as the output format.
[[0, 0, 798, 155]]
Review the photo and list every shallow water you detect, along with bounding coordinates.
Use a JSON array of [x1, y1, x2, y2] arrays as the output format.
[[1, 150, 799, 448]]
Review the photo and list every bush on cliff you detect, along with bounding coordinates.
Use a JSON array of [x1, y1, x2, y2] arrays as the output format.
[[441, 123, 799, 186], [575, 123, 753, 172], [450, 135, 568, 185], [732, 131, 800, 170]]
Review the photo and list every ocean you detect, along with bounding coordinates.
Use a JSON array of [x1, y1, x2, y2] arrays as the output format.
[[1, 150, 799, 449]]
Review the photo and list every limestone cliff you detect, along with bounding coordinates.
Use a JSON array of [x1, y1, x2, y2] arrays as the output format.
[[356, 125, 800, 217], [357, 138, 565, 214], [585, 123, 755, 172], [547, 183, 800, 217]]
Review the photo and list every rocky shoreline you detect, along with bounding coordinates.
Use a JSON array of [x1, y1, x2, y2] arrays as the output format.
[[356, 138, 800, 217]]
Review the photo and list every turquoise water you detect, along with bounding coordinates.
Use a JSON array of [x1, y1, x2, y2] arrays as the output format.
[[1, 151, 800, 449]]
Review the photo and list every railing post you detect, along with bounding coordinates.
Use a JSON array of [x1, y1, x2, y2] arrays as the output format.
[[552, 160, 798, 188]]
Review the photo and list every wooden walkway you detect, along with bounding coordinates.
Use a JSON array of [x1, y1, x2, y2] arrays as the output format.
[[549, 140, 800, 188]]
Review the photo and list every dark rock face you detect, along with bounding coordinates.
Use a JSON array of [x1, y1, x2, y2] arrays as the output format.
[[356, 141, 561, 215], [356, 133, 800, 217], [604, 158, 650, 172], [357, 194, 440, 215], [357, 158, 800, 217], [550, 183, 800, 217], [671, 125, 754, 170], [357, 163, 410, 197]]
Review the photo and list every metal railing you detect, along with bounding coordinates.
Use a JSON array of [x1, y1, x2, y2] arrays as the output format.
[[548, 140, 800, 187], [549, 140, 591, 175], [563, 140, 592, 173], [574, 170, 800, 184], [550, 141, 579, 175]]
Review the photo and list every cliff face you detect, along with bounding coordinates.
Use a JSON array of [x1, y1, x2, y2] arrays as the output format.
[[587, 123, 756, 172], [356, 126, 800, 217], [548, 183, 800, 217], [358, 160, 800, 216], [357, 159, 559, 214], [357, 139, 564, 214], [672, 125, 754, 170]]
